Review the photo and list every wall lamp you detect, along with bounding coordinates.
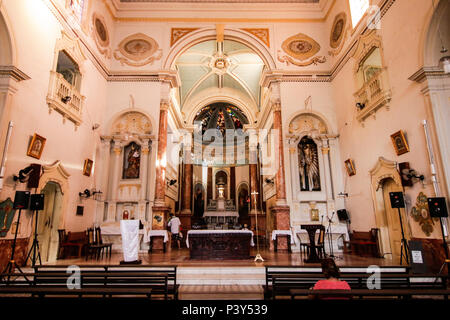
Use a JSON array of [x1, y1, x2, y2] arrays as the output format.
[[61, 96, 71, 104], [265, 178, 274, 185], [79, 188, 102, 198], [356, 102, 365, 110], [167, 179, 177, 186]]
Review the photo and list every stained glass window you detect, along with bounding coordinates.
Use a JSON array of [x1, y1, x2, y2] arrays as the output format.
[[194, 103, 248, 137]]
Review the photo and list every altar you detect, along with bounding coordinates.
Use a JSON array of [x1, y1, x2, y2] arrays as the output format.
[[186, 230, 254, 260]]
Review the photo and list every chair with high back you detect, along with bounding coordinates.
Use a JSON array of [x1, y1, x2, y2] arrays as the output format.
[[85, 228, 103, 260], [57, 229, 67, 259], [300, 227, 326, 259], [95, 226, 112, 258]]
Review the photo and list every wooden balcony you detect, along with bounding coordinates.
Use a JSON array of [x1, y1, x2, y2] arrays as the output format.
[[354, 68, 392, 126], [46, 70, 84, 129]]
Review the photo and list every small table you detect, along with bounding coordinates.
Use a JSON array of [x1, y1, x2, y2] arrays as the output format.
[[147, 230, 169, 253], [301, 224, 324, 263], [271, 230, 296, 252]]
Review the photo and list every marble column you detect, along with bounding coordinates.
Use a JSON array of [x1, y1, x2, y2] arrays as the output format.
[[152, 101, 170, 238], [269, 84, 291, 251], [321, 139, 335, 216]]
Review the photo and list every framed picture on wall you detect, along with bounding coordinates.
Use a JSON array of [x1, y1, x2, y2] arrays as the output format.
[[27, 133, 46, 159], [83, 159, 93, 176], [344, 159, 356, 176], [391, 130, 410, 155]]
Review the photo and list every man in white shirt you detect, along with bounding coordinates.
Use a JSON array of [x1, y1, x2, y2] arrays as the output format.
[[167, 213, 182, 249]]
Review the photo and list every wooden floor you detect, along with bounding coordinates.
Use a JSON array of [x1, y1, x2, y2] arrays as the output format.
[[49, 248, 399, 267]]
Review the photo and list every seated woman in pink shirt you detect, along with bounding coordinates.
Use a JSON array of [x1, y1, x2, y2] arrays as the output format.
[[310, 258, 351, 299]]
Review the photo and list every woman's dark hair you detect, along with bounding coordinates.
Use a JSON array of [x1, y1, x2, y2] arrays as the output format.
[[321, 258, 340, 279]]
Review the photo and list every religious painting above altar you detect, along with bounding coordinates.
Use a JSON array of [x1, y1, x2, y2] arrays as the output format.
[[123, 142, 141, 179]]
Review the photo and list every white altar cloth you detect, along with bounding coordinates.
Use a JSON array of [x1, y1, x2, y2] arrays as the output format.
[[144, 229, 169, 243], [120, 220, 139, 262], [271, 230, 298, 245], [186, 230, 255, 248], [203, 211, 239, 217]]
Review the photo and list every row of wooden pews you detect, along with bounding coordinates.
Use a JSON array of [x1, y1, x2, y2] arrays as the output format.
[[0, 265, 178, 300]]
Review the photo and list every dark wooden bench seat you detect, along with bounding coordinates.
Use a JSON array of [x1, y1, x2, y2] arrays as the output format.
[[289, 288, 450, 300], [0, 285, 152, 298]]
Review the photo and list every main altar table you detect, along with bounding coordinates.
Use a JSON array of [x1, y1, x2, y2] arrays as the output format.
[[186, 230, 254, 260]]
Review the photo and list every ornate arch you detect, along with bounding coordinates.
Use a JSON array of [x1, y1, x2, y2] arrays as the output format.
[[0, 8, 15, 65], [287, 111, 331, 138], [108, 108, 155, 136], [163, 27, 276, 71]]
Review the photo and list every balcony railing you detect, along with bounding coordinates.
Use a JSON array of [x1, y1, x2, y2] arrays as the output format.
[[354, 68, 392, 125], [46, 70, 84, 129]]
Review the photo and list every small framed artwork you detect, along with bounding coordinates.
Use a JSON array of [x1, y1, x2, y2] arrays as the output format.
[[310, 209, 319, 221], [83, 159, 93, 176], [76, 205, 84, 216], [391, 130, 410, 155], [345, 159, 356, 176], [27, 134, 46, 159]]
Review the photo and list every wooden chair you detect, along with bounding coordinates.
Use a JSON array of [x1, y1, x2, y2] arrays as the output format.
[[57, 229, 66, 259], [59, 231, 87, 258], [300, 228, 326, 259], [85, 228, 103, 260], [95, 227, 112, 258], [343, 228, 381, 257]]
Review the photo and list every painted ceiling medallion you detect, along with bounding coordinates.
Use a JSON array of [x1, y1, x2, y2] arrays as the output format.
[[330, 12, 347, 49], [114, 33, 162, 67], [281, 33, 320, 61], [92, 13, 111, 58], [278, 33, 326, 67], [240, 28, 270, 47], [209, 53, 231, 75], [170, 28, 199, 47]]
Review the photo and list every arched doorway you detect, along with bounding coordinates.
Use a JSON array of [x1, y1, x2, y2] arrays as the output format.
[[370, 157, 410, 261], [38, 182, 63, 263]]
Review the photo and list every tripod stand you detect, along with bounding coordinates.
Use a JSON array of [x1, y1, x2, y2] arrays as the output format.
[[397, 207, 410, 265], [1, 208, 29, 283], [25, 209, 42, 267]]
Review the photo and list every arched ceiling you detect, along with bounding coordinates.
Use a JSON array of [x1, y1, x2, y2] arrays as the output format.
[[175, 39, 265, 112]]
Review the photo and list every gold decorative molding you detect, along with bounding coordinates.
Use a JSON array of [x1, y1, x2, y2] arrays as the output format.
[[277, 53, 327, 67], [92, 12, 111, 59], [329, 12, 346, 49], [288, 113, 328, 135], [281, 33, 321, 61], [114, 33, 162, 67], [240, 28, 270, 47], [170, 28, 199, 47], [112, 111, 153, 135]]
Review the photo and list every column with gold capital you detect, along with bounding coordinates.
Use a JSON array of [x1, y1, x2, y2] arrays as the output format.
[[152, 101, 171, 233], [138, 139, 150, 222], [269, 82, 291, 251], [107, 140, 122, 222]]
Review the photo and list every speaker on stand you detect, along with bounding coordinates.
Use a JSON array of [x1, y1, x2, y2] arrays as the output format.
[[389, 192, 409, 265], [25, 194, 45, 267], [1, 191, 30, 283]]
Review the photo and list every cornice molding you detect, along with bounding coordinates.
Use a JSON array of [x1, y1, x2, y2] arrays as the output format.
[[408, 66, 450, 83], [0, 65, 31, 82]]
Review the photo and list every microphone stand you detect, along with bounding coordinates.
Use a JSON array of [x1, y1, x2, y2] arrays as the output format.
[[326, 211, 336, 259]]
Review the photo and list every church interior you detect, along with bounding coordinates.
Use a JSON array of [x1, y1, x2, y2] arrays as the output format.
[[0, 0, 449, 302]]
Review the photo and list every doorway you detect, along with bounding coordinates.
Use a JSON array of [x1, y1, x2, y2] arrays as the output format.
[[380, 178, 410, 261], [37, 181, 63, 263]]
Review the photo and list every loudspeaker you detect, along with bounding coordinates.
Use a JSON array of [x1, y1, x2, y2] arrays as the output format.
[[13, 191, 30, 209], [389, 192, 405, 208], [30, 194, 45, 211], [27, 164, 41, 189], [427, 197, 448, 218], [337, 209, 349, 221]]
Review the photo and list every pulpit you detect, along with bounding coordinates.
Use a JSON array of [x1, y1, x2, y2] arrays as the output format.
[[301, 224, 325, 263]]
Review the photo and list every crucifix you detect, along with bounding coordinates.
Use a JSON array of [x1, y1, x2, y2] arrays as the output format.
[[251, 191, 264, 262]]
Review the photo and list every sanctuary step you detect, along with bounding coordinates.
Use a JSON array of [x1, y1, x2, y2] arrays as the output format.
[[177, 267, 265, 285], [178, 285, 264, 300]]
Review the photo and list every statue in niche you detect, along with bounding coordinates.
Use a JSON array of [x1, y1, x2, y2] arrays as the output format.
[[298, 137, 321, 191], [123, 142, 141, 179], [193, 185, 204, 218]]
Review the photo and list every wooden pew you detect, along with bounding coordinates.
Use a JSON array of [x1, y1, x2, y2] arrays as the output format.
[[289, 288, 450, 300], [33, 264, 179, 299], [344, 228, 381, 257]]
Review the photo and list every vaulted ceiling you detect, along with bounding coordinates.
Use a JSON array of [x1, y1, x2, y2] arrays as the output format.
[[175, 40, 265, 112]]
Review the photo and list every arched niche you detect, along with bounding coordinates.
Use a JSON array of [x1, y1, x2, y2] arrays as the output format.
[[111, 110, 153, 136]]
